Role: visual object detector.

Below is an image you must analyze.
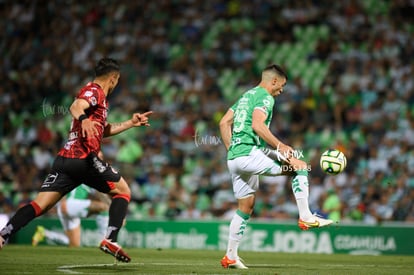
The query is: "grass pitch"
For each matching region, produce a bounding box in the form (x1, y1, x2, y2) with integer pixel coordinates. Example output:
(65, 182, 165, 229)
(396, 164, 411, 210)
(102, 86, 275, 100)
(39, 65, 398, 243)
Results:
(1, 245, 413, 275)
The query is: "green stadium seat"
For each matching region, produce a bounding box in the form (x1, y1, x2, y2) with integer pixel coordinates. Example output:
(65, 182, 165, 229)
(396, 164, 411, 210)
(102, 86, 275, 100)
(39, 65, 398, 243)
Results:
(169, 44, 184, 60)
(241, 18, 255, 31)
(293, 25, 304, 40)
(303, 25, 317, 41)
(317, 24, 330, 40)
(155, 202, 167, 218)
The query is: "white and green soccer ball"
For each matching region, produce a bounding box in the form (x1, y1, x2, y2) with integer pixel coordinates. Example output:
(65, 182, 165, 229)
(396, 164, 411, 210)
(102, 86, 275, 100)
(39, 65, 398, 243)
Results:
(320, 149, 347, 175)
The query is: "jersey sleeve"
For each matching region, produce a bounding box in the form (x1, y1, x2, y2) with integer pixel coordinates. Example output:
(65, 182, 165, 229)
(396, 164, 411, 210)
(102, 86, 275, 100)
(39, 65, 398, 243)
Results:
(254, 93, 274, 116)
(77, 86, 101, 107)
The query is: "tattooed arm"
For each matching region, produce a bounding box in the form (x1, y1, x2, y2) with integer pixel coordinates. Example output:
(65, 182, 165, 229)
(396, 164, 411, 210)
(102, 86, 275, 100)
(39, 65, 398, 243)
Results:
(103, 111, 153, 137)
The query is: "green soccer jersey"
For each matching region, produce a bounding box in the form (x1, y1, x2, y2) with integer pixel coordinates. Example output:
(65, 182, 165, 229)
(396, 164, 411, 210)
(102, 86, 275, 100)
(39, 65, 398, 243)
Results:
(227, 86, 274, 160)
(66, 185, 92, 200)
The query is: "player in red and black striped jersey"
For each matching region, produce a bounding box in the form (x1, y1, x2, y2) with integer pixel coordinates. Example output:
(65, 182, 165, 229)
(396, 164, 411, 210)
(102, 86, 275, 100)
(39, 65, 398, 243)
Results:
(0, 58, 152, 263)
(59, 81, 109, 159)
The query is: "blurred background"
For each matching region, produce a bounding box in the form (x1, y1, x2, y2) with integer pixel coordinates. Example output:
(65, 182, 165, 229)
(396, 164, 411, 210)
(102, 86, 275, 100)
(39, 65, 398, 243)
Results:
(1, 0, 413, 226)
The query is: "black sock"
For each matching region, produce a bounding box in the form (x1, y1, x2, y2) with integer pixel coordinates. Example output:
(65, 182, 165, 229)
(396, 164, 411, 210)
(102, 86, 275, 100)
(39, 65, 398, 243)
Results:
(0, 204, 37, 242)
(106, 197, 129, 242)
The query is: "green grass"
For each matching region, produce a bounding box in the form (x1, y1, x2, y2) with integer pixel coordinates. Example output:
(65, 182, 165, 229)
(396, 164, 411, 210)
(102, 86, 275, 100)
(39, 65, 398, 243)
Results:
(1, 245, 413, 275)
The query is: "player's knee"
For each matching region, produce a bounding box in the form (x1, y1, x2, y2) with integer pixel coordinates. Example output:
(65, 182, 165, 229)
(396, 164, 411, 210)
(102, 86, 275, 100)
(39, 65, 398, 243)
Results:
(118, 184, 131, 196)
(111, 177, 131, 195)
(96, 201, 109, 212)
(291, 158, 308, 171)
(238, 194, 255, 214)
(59, 200, 69, 215)
(110, 180, 131, 202)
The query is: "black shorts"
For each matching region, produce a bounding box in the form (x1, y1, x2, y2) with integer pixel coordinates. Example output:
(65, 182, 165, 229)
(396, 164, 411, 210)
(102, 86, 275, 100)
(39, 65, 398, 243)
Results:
(40, 154, 121, 195)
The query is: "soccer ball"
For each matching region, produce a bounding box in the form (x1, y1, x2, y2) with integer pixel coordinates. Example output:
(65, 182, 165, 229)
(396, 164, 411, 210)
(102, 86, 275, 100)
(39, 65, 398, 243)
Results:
(320, 149, 347, 175)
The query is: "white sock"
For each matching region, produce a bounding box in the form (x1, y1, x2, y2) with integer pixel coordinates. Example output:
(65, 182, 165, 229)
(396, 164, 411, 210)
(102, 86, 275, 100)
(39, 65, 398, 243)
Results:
(226, 210, 249, 260)
(44, 229, 69, 245)
(292, 171, 313, 221)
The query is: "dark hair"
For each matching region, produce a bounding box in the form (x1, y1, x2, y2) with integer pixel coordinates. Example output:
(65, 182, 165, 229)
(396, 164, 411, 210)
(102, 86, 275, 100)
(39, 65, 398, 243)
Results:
(94, 58, 120, 77)
(263, 64, 288, 80)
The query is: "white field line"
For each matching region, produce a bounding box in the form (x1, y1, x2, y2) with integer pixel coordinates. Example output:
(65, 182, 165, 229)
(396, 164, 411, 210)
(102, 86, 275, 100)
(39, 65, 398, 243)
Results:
(57, 262, 403, 274)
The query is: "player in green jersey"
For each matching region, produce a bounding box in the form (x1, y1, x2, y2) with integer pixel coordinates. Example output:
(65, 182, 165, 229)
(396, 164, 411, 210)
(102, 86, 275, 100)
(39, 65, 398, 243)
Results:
(32, 184, 110, 247)
(219, 64, 333, 269)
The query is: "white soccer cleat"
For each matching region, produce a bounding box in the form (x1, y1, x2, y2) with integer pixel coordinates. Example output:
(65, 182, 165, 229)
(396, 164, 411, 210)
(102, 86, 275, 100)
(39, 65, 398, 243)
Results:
(298, 215, 334, 230)
(220, 255, 248, 269)
(314, 215, 334, 227)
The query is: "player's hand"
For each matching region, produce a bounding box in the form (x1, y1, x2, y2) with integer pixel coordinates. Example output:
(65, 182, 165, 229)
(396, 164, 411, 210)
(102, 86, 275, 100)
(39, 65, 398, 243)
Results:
(131, 111, 153, 127)
(81, 119, 100, 138)
(277, 144, 294, 163)
(284, 145, 294, 161)
(284, 145, 294, 156)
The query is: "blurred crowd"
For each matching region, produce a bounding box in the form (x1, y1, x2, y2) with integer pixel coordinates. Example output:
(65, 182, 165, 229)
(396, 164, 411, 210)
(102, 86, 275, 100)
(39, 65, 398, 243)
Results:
(1, 0, 414, 225)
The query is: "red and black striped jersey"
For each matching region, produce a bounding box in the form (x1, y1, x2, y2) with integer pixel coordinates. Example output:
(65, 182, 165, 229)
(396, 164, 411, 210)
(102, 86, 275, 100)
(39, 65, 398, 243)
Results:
(58, 82, 108, 159)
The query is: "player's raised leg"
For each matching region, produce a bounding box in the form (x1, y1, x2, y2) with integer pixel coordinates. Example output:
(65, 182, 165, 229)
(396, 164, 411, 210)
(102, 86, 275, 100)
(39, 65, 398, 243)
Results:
(287, 158, 333, 230)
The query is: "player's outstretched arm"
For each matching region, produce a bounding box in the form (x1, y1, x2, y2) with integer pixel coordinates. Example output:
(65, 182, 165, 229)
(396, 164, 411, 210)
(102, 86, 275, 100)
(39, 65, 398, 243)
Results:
(219, 109, 234, 150)
(103, 111, 153, 137)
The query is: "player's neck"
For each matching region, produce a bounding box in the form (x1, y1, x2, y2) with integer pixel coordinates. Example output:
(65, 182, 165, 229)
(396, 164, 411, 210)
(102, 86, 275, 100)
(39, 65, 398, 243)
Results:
(258, 83, 272, 95)
(92, 80, 109, 97)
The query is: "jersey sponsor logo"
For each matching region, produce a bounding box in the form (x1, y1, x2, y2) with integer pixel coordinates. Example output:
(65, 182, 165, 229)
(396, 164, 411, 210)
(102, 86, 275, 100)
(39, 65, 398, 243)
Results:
(42, 172, 59, 188)
(231, 137, 241, 146)
(263, 99, 271, 106)
(111, 167, 119, 174)
(68, 131, 78, 140)
(83, 90, 97, 106)
(92, 156, 107, 173)
(63, 140, 76, 150)
(239, 97, 249, 105)
(90, 96, 97, 106)
(261, 98, 271, 113)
